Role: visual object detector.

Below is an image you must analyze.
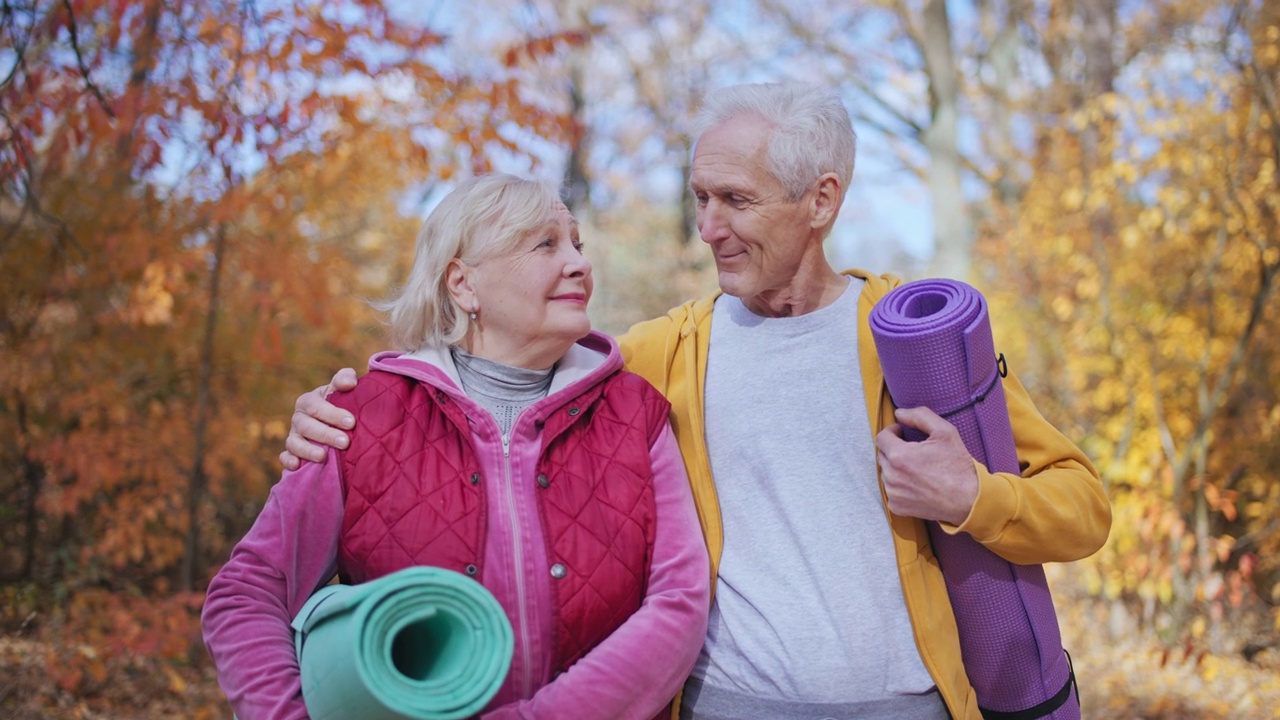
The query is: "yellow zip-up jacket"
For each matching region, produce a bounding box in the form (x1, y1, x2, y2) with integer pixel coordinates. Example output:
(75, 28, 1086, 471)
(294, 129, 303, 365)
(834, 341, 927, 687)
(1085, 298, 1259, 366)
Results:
(617, 268, 1112, 719)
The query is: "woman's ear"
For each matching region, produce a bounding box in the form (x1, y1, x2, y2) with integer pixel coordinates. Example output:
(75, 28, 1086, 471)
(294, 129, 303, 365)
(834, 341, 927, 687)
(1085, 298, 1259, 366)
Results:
(445, 258, 476, 312)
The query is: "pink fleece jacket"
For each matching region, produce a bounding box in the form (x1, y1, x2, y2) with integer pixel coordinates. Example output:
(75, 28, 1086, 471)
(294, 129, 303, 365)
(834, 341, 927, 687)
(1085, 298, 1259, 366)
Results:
(201, 331, 710, 720)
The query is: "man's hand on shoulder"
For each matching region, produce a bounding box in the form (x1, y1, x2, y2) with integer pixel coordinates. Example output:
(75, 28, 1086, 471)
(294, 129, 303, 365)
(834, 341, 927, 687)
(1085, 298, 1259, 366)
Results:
(279, 368, 359, 470)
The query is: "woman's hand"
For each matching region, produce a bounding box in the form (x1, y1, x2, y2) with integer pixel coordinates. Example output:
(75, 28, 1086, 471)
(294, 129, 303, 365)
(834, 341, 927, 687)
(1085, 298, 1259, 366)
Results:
(280, 368, 359, 469)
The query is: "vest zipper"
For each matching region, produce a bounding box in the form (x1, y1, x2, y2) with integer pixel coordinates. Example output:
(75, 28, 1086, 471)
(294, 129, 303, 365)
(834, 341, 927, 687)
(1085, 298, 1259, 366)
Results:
(500, 431, 535, 697)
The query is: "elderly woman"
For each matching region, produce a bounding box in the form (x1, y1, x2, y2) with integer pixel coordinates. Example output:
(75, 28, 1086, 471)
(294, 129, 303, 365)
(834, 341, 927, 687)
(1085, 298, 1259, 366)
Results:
(201, 173, 710, 720)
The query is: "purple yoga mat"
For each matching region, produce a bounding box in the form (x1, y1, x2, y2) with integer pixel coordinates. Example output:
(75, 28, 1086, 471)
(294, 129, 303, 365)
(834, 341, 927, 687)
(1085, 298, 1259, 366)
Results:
(869, 279, 1078, 720)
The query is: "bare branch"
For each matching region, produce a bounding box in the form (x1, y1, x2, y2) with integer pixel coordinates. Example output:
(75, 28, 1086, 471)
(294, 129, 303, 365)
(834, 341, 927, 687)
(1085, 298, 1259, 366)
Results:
(0, 105, 87, 260)
(59, 0, 115, 118)
(0, 0, 35, 92)
(757, 0, 925, 138)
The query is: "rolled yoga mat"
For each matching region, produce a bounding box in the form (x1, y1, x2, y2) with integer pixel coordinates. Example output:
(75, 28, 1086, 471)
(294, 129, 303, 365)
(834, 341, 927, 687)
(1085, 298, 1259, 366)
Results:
(290, 566, 514, 720)
(869, 279, 1078, 720)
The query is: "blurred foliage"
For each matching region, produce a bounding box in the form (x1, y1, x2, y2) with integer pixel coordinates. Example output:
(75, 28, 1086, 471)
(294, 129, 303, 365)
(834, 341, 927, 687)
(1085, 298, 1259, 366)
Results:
(976, 0, 1280, 665)
(0, 1, 574, 714)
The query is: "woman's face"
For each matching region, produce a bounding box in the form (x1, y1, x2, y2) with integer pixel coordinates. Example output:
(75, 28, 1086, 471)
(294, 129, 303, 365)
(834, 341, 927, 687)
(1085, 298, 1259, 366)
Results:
(458, 202, 593, 369)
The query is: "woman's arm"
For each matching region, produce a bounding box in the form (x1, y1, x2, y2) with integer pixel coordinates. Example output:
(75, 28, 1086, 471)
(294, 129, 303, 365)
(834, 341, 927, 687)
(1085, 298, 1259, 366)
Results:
(201, 451, 344, 720)
(482, 424, 710, 720)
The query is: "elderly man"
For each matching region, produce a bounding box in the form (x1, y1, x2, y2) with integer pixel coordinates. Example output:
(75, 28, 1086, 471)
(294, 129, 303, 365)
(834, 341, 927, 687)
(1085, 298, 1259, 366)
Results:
(280, 82, 1111, 719)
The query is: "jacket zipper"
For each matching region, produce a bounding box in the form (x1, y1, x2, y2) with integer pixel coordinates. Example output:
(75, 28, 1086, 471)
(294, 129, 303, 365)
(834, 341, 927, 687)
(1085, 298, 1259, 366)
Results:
(500, 430, 535, 697)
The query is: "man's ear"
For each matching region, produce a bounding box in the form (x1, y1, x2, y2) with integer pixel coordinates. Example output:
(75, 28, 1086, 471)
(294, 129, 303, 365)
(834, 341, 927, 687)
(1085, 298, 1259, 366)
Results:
(445, 258, 476, 311)
(809, 173, 842, 230)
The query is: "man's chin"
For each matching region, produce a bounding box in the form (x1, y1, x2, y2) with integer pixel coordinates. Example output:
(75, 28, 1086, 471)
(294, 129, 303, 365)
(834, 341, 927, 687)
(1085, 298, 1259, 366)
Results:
(716, 270, 751, 298)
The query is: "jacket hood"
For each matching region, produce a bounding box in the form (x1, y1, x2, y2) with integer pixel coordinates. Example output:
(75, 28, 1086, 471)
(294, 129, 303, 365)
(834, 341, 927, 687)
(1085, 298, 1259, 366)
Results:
(367, 329, 622, 406)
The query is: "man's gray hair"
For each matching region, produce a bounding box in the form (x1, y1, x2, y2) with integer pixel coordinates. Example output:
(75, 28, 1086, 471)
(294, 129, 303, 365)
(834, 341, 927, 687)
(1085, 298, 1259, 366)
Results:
(692, 82, 856, 201)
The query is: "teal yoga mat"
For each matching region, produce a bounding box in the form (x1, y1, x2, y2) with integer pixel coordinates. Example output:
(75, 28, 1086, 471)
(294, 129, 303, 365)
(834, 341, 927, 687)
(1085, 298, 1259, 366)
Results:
(291, 566, 514, 720)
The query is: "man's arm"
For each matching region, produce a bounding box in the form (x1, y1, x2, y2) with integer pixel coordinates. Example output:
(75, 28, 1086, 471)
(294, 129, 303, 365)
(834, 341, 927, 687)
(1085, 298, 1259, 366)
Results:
(875, 372, 1111, 565)
(950, 370, 1111, 564)
(280, 368, 359, 469)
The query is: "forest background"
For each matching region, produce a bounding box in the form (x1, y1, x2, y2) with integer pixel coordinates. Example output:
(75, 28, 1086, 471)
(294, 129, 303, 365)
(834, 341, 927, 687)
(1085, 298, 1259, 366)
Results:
(2, 0, 1279, 718)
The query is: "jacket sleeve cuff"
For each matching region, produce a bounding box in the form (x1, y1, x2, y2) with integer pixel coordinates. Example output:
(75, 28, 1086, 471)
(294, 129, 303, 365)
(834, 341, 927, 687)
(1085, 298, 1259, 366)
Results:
(938, 459, 1017, 543)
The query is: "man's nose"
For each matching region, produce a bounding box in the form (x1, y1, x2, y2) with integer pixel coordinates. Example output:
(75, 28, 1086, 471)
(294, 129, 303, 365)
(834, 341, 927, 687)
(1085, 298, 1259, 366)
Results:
(697, 199, 730, 244)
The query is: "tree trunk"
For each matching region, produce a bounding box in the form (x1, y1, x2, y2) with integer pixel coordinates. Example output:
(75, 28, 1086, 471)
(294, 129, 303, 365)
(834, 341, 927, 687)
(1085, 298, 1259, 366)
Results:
(15, 397, 42, 581)
(180, 225, 227, 593)
(679, 158, 695, 245)
(561, 0, 592, 217)
(918, 0, 972, 280)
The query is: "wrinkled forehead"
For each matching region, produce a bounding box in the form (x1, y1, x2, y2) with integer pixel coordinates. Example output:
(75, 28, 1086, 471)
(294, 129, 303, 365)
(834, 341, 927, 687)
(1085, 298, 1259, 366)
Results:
(551, 201, 576, 225)
(534, 201, 578, 235)
(690, 118, 774, 186)
(488, 200, 577, 253)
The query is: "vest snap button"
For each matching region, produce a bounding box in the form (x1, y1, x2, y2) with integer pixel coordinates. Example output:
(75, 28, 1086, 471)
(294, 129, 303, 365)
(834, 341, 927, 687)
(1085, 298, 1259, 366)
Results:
(536, 473, 549, 488)
(465, 563, 478, 576)
(469, 472, 480, 485)
(549, 563, 566, 579)
(567, 407, 580, 416)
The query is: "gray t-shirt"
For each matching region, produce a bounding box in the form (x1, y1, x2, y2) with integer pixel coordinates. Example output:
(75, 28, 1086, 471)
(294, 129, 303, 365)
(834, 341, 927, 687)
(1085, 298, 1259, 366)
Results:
(684, 278, 946, 719)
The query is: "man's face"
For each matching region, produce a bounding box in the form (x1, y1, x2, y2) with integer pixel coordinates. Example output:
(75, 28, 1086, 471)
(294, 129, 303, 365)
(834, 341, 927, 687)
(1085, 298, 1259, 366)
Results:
(689, 116, 815, 306)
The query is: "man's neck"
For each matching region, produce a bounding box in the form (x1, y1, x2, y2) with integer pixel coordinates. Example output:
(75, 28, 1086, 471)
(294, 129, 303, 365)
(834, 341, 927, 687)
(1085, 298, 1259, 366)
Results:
(740, 263, 848, 318)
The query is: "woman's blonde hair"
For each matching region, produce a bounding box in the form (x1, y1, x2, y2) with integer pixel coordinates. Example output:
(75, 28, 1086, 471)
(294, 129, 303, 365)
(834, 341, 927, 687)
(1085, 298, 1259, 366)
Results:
(380, 173, 563, 350)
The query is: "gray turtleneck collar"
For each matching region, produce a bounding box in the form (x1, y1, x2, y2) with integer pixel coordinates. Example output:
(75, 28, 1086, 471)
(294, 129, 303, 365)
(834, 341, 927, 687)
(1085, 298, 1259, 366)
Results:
(449, 346, 554, 436)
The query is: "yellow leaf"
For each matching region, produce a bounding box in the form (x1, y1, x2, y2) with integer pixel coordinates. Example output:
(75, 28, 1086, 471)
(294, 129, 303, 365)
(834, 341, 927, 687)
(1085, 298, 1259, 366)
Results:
(1061, 187, 1084, 211)
(165, 666, 188, 694)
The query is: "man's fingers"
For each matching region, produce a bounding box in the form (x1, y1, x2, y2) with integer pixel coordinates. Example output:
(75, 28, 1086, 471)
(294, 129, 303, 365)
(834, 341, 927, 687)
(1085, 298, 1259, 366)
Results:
(278, 369, 358, 470)
(292, 411, 350, 449)
(297, 388, 355, 430)
(893, 406, 949, 435)
(331, 367, 358, 393)
(285, 417, 336, 463)
(279, 451, 301, 471)
(874, 425, 905, 454)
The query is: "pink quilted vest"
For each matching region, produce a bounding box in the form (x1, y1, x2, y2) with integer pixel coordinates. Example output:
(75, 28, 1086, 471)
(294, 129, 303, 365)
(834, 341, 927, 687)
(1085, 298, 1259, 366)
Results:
(329, 368, 670, 674)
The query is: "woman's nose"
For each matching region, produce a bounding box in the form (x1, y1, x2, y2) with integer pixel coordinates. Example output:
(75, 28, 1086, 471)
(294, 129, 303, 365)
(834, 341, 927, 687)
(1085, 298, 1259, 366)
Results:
(565, 246, 591, 276)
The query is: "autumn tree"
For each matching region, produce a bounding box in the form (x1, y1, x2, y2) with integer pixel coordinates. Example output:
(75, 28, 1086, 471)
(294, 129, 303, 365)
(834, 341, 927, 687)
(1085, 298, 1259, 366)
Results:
(0, 0, 569, 659)
(979, 0, 1280, 649)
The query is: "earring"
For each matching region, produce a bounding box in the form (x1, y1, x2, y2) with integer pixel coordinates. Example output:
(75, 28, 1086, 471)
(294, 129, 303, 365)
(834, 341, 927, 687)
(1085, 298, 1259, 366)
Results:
(469, 308, 477, 320)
